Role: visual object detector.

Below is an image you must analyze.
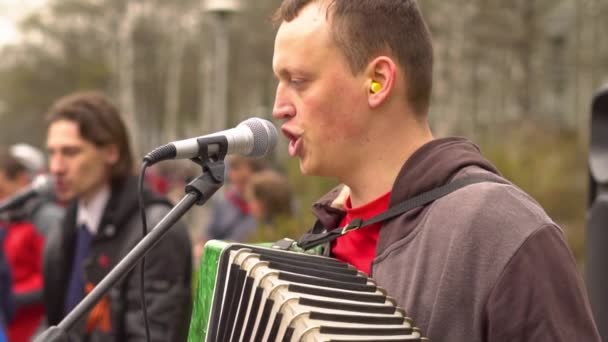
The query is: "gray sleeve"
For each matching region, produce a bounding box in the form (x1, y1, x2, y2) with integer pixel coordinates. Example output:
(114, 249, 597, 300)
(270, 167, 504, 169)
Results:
(485, 224, 601, 341)
(123, 205, 193, 342)
(205, 198, 253, 242)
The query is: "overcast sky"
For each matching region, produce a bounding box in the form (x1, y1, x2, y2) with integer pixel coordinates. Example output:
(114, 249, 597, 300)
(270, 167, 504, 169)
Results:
(0, 0, 46, 45)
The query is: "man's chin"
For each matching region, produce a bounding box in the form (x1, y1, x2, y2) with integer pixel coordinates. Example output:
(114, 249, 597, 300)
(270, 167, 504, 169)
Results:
(56, 191, 75, 203)
(298, 159, 321, 176)
(298, 159, 310, 175)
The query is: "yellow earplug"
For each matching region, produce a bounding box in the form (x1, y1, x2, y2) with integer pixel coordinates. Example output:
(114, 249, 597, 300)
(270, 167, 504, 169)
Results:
(370, 81, 382, 94)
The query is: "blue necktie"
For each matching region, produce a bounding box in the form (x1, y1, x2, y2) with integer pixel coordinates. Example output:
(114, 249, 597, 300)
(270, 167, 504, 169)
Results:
(64, 224, 92, 316)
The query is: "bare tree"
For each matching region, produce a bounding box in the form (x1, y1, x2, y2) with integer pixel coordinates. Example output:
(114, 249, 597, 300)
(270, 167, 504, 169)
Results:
(163, 12, 197, 142)
(117, 1, 144, 156)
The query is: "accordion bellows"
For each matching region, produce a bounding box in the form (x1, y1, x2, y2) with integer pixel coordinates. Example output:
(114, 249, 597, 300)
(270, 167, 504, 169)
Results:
(189, 240, 427, 342)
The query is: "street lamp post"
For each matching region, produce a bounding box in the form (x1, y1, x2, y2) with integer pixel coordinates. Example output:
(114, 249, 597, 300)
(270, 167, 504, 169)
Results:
(204, 0, 239, 132)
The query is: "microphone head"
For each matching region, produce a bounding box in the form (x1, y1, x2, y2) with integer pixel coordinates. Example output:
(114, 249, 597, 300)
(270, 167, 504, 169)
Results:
(238, 118, 278, 158)
(31, 174, 55, 196)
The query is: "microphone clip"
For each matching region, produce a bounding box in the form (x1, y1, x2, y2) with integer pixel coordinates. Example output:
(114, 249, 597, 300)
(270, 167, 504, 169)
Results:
(189, 136, 228, 184)
(186, 135, 226, 204)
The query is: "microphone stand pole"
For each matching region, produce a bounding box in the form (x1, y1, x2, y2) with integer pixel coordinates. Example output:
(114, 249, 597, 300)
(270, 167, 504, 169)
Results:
(35, 153, 226, 342)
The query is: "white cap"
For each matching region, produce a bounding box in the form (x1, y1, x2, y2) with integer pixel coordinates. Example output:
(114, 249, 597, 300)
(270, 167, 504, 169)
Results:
(9, 143, 45, 174)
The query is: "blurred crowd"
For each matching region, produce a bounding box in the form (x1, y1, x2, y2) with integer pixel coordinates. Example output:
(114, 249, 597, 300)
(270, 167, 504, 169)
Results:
(0, 144, 63, 341)
(0, 90, 296, 341)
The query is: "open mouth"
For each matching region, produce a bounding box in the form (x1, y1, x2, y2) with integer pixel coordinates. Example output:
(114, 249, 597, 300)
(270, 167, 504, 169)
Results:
(54, 179, 67, 192)
(288, 137, 303, 157)
(282, 127, 303, 157)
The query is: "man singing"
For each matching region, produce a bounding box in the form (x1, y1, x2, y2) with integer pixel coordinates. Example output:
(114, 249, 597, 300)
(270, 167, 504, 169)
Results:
(271, 1, 600, 340)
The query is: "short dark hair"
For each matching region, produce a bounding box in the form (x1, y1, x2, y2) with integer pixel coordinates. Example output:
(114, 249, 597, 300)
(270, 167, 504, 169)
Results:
(0, 146, 27, 180)
(273, 0, 434, 115)
(46, 91, 134, 181)
(249, 170, 293, 220)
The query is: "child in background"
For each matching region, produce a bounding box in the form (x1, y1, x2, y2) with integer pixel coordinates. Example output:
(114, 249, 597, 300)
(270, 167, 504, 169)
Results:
(245, 170, 296, 243)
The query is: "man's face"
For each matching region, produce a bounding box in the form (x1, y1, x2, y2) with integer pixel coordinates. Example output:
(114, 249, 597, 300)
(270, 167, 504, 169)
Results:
(272, 3, 370, 178)
(0, 170, 27, 201)
(46, 119, 116, 203)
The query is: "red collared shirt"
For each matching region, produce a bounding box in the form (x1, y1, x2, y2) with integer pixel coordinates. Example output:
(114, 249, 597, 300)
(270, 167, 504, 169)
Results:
(331, 191, 391, 275)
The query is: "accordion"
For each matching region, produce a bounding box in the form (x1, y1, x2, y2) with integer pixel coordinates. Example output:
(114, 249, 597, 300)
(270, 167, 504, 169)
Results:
(188, 240, 427, 342)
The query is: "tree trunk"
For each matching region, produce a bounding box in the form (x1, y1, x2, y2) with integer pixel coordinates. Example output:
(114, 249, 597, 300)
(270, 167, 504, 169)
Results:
(198, 16, 215, 135)
(164, 24, 186, 142)
(118, 1, 140, 157)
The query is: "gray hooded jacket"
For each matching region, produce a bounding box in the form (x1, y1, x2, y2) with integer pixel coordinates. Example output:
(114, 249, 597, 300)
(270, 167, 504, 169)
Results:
(310, 137, 600, 342)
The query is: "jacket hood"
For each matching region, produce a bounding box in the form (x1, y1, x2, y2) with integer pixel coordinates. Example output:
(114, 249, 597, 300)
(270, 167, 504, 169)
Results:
(311, 137, 500, 230)
(389, 137, 499, 205)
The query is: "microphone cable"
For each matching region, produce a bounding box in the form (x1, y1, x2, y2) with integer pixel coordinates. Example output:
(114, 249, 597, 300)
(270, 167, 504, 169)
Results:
(137, 161, 152, 342)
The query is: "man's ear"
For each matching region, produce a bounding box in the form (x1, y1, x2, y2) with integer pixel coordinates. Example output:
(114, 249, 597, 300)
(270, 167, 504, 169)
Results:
(365, 56, 397, 108)
(103, 144, 120, 166)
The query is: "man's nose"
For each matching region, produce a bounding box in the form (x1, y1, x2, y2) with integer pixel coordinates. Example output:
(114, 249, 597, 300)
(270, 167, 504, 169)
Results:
(272, 84, 295, 120)
(49, 155, 65, 175)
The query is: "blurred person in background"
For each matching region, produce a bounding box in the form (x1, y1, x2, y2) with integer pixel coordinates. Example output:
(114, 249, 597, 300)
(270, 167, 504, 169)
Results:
(245, 169, 296, 243)
(6, 143, 64, 237)
(0, 146, 60, 341)
(194, 155, 266, 262)
(43, 91, 192, 342)
(144, 164, 170, 197)
(152, 162, 214, 245)
(9, 144, 45, 176)
(147, 162, 195, 204)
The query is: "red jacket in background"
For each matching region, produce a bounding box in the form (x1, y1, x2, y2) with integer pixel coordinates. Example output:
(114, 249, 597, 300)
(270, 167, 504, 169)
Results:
(1, 221, 45, 342)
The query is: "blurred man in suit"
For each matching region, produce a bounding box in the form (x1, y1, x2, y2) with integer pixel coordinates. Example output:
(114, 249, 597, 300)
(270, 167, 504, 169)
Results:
(43, 91, 192, 341)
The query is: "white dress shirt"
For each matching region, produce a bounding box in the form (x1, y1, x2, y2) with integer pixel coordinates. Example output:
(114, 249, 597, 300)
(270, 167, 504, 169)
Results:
(76, 186, 110, 235)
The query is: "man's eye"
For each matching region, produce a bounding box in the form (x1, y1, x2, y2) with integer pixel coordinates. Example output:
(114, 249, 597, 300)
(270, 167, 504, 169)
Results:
(63, 148, 81, 156)
(290, 79, 306, 88)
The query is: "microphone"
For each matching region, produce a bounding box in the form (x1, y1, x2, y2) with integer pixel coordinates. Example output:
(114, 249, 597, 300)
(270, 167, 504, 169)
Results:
(0, 174, 55, 213)
(143, 117, 277, 165)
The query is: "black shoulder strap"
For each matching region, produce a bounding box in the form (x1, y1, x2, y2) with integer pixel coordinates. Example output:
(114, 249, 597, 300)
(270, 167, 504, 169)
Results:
(297, 175, 501, 250)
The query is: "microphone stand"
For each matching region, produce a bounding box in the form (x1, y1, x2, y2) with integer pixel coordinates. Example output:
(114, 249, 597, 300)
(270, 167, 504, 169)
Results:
(35, 143, 227, 342)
